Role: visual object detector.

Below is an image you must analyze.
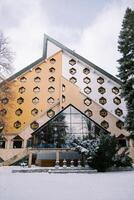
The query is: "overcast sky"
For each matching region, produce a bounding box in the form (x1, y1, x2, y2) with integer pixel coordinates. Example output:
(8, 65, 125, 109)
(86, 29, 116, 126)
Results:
(0, 0, 134, 77)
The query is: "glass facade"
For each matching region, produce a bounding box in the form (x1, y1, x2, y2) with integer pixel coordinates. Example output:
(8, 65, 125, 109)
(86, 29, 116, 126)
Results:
(32, 105, 109, 148)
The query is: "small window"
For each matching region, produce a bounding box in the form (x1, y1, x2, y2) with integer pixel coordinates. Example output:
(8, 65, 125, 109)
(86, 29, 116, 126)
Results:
(62, 84, 65, 92)
(98, 87, 106, 94)
(83, 77, 91, 84)
(69, 68, 76, 75)
(84, 87, 91, 94)
(115, 108, 123, 117)
(97, 77, 104, 84)
(33, 87, 40, 93)
(48, 86, 55, 93)
(69, 77, 77, 84)
(31, 108, 38, 116)
(50, 58, 56, 64)
(100, 109, 108, 117)
(83, 68, 90, 75)
(84, 98, 92, 106)
(49, 67, 55, 73)
(35, 67, 41, 73)
(101, 120, 109, 129)
(19, 87, 26, 94)
(47, 97, 55, 104)
(14, 121, 21, 129)
(47, 109, 55, 118)
(62, 95, 65, 103)
(20, 77, 27, 82)
(30, 121, 39, 130)
(32, 97, 39, 104)
(1, 98, 9, 104)
(113, 97, 121, 105)
(34, 77, 41, 83)
(49, 76, 55, 82)
(15, 109, 23, 116)
(99, 97, 107, 105)
(69, 59, 76, 66)
(17, 97, 24, 104)
(0, 109, 7, 116)
(112, 87, 119, 94)
(116, 120, 124, 129)
(85, 109, 93, 117)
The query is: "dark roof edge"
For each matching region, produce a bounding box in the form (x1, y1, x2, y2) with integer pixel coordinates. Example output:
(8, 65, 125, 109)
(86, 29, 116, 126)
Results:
(43, 33, 122, 85)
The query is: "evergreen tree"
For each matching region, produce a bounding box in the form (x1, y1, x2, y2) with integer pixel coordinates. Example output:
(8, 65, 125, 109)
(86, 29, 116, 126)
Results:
(118, 8, 134, 135)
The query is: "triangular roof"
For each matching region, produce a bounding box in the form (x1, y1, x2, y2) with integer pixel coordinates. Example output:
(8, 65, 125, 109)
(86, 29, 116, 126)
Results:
(6, 33, 121, 85)
(32, 104, 110, 135)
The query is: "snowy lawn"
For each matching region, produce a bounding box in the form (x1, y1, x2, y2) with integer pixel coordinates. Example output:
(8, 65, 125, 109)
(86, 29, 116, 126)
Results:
(0, 167, 134, 200)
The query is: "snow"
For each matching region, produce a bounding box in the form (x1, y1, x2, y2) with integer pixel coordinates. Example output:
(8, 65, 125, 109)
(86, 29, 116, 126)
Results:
(0, 166, 134, 200)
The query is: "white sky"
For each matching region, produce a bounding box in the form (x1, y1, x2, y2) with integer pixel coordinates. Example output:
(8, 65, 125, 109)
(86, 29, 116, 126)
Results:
(0, 0, 134, 77)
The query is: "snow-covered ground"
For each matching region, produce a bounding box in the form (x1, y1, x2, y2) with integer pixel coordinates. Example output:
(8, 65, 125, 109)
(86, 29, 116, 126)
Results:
(0, 166, 134, 200)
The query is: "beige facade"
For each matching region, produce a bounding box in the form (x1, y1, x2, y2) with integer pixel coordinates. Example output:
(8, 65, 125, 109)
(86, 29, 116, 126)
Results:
(0, 34, 134, 164)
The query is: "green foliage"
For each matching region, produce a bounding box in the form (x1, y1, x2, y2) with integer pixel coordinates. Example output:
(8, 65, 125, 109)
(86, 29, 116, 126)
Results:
(117, 8, 134, 134)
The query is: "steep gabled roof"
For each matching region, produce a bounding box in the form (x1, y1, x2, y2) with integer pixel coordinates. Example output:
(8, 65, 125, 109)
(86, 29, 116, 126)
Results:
(43, 33, 122, 85)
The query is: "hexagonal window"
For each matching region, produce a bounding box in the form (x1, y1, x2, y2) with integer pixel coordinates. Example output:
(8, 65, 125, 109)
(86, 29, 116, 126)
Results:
(49, 67, 55, 73)
(15, 108, 23, 116)
(50, 58, 56, 64)
(34, 77, 41, 83)
(100, 109, 108, 118)
(32, 97, 39, 104)
(0, 109, 7, 116)
(84, 98, 92, 106)
(19, 87, 26, 94)
(83, 77, 91, 84)
(85, 109, 93, 117)
(83, 68, 90, 75)
(115, 108, 123, 117)
(47, 97, 55, 104)
(99, 97, 107, 105)
(84, 87, 92, 94)
(48, 86, 55, 93)
(113, 97, 121, 105)
(35, 67, 41, 73)
(47, 109, 55, 118)
(31, 108, 38, 116)
(101, 120, 109, 129)
(97, 77, 104, 84)
(98, 87, 106, 94)
(1, 97, 9, 104)
(17, 97, 24, 104)
(69, 77, 77, 84)
(112, 87, 119, 94)
(49, 76, 55, 82)
(30, 121, 39, 130)
(69, 68, 76, 75)
(33, 86, 40, 93)
(14, 121, 21, 129)
(69, 59, 76, 66)
(116, 120, 124, 129)
(20, 77, 27, 82)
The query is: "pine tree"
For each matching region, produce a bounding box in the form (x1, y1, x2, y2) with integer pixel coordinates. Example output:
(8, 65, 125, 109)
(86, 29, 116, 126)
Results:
(118, 8, 134, 135)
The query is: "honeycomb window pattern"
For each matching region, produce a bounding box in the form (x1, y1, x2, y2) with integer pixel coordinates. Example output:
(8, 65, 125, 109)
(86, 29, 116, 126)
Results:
(85, 109, 93, 117)
(17, 97, 24, 104)
(35, 67, 41, 73)
(116, 120, 124, 129)
(115, 108, 123, 117)
(84, 98, 92, 106)
(1, 97, 9, 104)
(34, 77, 41, 83)
(101, 120, 109, 129)
(50, 58, 56, 64)
(14, 121, 21, 129)
(30, 121, 39, 130)
(19, 87, 26, 94)
(99, 97, 107, 105)
(20, 77, 27, 82)
(98, 87, 106, 94)
(69, 68, 76, 75)
(83, 68, 90, 75)
(15, 109, 23, 116)
(84, 87, 92, 94)
(69, 59, 76, 66)
(113, 97, 121, 105)
(31, 108, 38, 116)
(47, 97, 55, 104)
(47, 109, 55, 118)
(112, 87, 119, 94)
(33, 87, 40, 93)
(97, 77, 104, 84)
(0, 109, 7, 116)
(32, 97, 39, 104)
(48, 86, 55, 93)
(49, 76, 55, 82)
(100, 109, 108, 117)
(83, 77, 91, 84)
(49, 67, 55, 73)
(69, 77, 77, 84)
